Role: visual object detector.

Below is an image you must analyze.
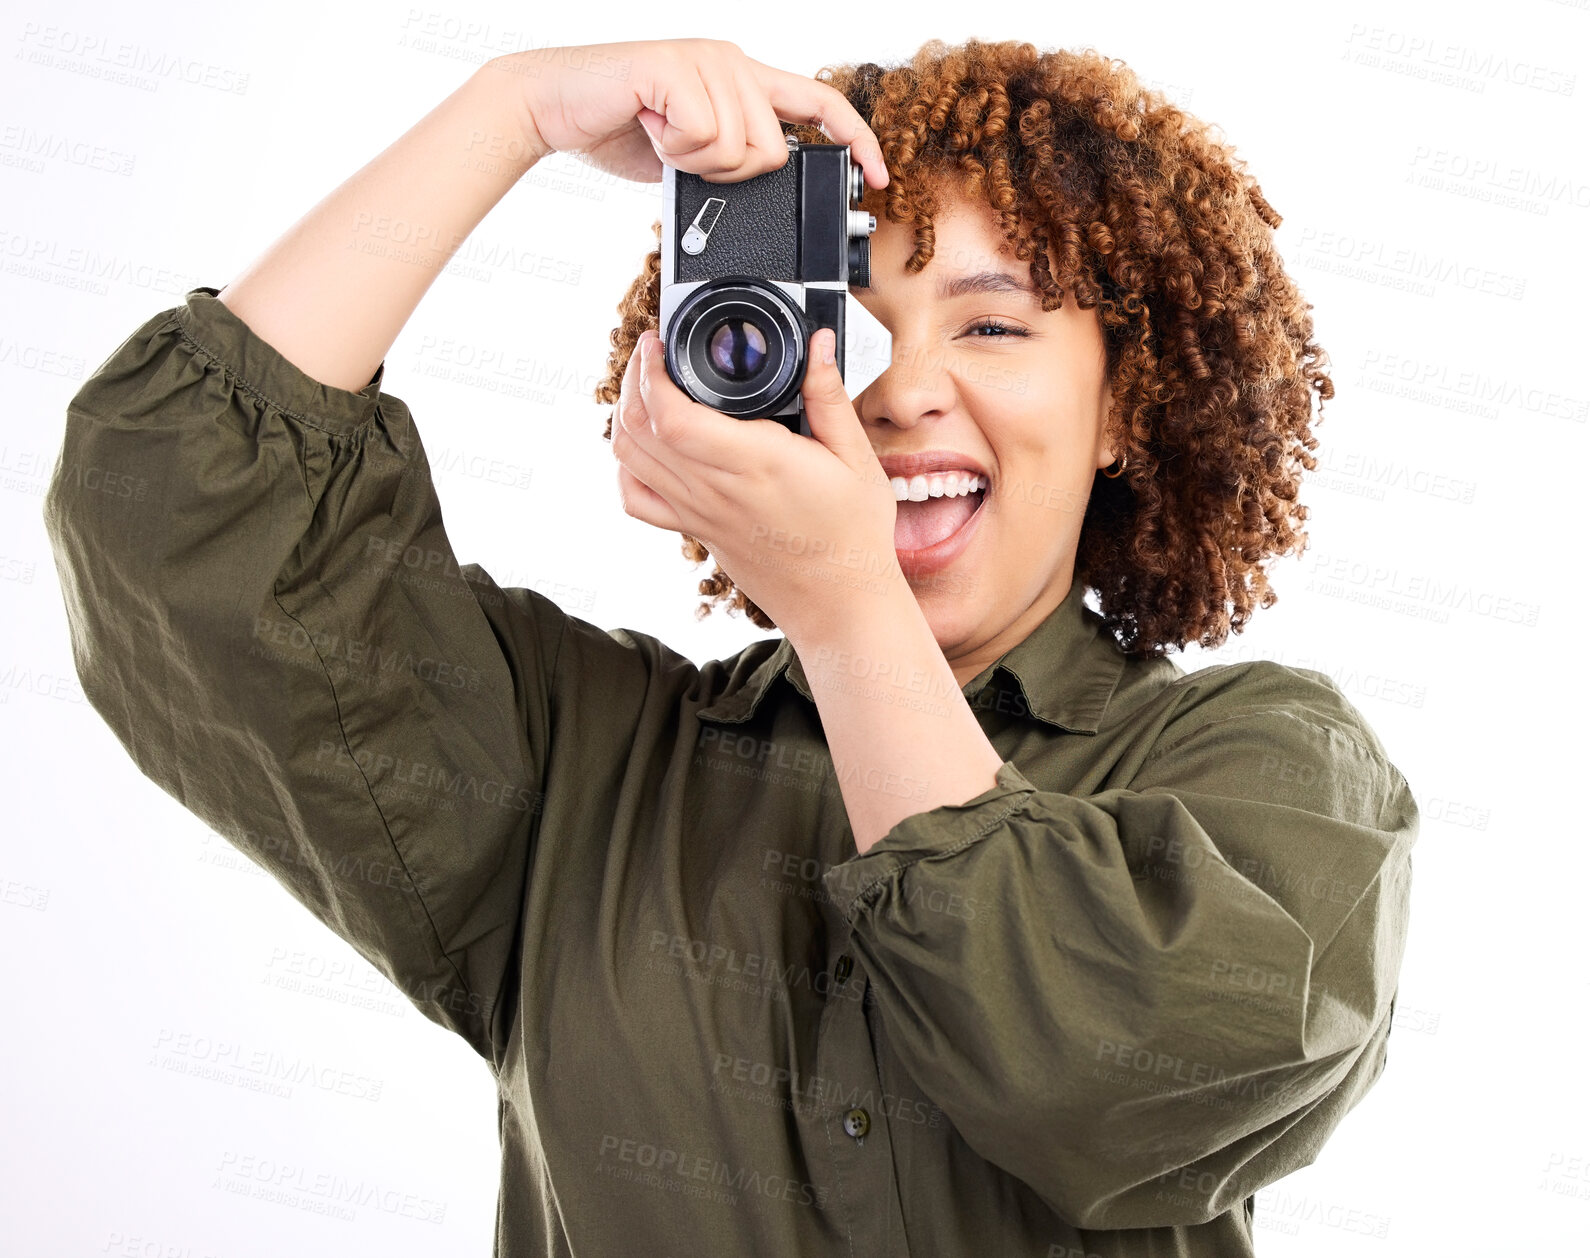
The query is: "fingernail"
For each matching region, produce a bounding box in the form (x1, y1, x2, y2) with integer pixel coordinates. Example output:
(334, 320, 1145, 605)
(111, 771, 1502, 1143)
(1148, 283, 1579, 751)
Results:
(820, 329, 835, 365)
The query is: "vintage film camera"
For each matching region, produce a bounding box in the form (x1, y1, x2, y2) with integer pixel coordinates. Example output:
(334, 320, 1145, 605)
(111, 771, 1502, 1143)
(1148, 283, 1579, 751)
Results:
(658, 136, 881, 437)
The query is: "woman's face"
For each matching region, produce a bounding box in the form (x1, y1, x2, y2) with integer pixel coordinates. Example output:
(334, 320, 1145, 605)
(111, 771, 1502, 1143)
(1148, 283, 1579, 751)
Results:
(848, 189, 1117, 686)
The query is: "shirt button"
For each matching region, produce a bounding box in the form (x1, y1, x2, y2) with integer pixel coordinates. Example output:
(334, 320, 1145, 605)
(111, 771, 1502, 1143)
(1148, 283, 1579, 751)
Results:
(842, 1107, 870, 1140)
(833, 955, 854, 984)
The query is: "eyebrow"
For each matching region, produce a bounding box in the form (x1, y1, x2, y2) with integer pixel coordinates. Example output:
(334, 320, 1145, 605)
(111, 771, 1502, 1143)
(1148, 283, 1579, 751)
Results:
(936, 271, 1043, 302)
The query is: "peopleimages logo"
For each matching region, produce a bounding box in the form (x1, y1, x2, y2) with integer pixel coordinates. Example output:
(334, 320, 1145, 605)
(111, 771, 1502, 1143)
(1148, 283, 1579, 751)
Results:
(1341, 24, 1575, 97)
(1293, 228, 1526, 301)
(597, 1133, 828, 1209)
(16, 23, 251, 94)
(213, 1150, 447, 1224)
(1303, 551, 1541, 627)
(313, 739, 541, 814)
(150, 1029, 384, 1102)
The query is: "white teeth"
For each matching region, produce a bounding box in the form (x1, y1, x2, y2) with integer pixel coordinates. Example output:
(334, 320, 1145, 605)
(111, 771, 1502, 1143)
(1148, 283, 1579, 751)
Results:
(889, 473, 987, 502)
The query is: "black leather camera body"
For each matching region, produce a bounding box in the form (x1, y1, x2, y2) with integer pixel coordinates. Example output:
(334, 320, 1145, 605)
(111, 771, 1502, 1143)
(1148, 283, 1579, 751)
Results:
(658, 136, 877, 437)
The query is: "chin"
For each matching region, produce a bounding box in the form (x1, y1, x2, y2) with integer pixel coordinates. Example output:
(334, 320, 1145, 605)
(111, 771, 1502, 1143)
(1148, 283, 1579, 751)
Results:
(912, 585, 979, 640)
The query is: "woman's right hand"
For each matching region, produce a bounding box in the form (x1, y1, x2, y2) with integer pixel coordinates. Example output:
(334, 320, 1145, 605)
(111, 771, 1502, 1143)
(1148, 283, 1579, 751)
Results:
(499, 38, 889, 189)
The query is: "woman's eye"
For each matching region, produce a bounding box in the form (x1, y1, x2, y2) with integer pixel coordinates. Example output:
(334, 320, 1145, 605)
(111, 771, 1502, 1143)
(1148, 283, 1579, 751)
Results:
(965, 321, 1030, 338)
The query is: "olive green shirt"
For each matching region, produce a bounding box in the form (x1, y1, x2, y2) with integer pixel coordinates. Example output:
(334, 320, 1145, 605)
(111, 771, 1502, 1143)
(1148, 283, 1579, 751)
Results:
(43, 286, 1418, 1257)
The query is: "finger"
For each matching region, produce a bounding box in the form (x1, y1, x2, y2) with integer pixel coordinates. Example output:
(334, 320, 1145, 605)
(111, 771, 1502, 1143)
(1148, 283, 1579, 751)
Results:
(612, 394, 692, 510)
(615, 462, 686, 534)
(641, 57, 718, 158)
(799, 328, 876, 473)
(754, 66, 888, 189)
(613, 328, 648, 444)
(635, 332, 750, 472)
(701, 66, 785, 185)
(740, 63, 793, 174)
(689, 64, 747, 176)
(617, 335, 693, 506)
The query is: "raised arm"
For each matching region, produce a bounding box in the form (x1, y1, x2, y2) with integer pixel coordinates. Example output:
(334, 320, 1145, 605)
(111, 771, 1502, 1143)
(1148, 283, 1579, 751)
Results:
(42, 40, 890, 1070)
(213, 57, 546, 391)
(215, 38, 888, 394)
(41, 55, 562, 1066)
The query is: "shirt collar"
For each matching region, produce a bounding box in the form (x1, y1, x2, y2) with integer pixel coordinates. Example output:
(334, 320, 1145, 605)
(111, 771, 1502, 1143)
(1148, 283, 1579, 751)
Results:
(696, 572, 1126, 734)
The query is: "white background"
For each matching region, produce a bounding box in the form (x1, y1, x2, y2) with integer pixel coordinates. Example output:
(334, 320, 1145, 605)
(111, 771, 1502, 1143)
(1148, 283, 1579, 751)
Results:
(3, 1, 1587, 1254)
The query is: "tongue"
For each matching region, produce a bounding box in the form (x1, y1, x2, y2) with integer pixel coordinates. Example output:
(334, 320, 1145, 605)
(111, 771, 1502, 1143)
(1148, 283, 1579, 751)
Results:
(894, 492, 980, 552)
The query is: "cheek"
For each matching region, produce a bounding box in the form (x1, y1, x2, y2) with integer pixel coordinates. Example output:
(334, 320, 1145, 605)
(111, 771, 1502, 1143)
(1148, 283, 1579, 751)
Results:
(988, 425, 1097, 530)
(990, 400, 1094, 480)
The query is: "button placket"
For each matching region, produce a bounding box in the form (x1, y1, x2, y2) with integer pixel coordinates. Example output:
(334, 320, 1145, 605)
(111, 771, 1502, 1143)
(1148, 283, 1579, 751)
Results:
(805, 946, 910, 1256)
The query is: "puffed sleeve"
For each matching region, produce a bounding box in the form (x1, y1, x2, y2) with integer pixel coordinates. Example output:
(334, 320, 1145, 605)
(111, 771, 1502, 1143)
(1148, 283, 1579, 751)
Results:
(42, 285, 565, 1069)
(819, 660, 1418, 1230)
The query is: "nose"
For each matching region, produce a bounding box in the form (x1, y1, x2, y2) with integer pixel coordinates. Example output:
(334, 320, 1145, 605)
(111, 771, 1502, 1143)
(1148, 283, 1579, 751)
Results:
(856, 334, 960, 432)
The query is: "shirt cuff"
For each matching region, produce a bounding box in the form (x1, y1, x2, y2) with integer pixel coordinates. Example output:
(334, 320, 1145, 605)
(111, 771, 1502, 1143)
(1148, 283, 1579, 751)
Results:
(821, 759, 1038, 924)
(171, 285, 386, 437)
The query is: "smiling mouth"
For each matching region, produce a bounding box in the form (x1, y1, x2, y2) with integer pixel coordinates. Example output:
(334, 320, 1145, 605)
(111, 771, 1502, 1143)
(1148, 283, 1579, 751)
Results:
(893, 484, 987, 552)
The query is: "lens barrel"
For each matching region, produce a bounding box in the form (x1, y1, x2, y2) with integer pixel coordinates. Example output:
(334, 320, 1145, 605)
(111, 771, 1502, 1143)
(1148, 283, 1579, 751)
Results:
(663, 276, 808, 418)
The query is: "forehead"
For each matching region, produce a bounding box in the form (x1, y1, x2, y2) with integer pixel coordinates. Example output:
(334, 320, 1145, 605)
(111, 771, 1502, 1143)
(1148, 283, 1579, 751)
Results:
(858, 202, 1044, 301)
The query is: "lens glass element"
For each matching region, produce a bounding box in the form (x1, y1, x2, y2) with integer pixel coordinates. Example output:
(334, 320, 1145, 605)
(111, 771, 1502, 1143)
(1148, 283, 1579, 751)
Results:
(707, 319, 768, 382)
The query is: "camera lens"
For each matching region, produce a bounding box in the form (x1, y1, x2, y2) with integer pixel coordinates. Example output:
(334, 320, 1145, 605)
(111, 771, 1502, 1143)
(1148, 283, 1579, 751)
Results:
(665, 276, 808, 418)
(707, 319, 768, 381)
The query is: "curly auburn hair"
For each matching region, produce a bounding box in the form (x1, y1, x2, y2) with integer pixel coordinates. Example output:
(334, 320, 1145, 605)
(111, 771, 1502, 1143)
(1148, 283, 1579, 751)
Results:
(593, 37, 1332, 657)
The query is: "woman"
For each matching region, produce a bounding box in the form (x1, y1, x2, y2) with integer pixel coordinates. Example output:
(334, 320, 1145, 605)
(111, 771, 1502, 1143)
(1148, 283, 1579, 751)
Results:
(43, 35, 1417, 1257)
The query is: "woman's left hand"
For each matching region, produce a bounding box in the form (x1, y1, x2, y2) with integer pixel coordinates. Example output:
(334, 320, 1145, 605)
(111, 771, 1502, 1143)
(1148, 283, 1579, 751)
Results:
(610, 326, 904, 641)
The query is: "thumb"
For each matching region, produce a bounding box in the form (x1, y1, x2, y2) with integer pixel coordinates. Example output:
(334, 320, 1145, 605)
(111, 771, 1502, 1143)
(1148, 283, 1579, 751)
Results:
(637, 108, 668, 149)
(801, 328, 873, 468)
